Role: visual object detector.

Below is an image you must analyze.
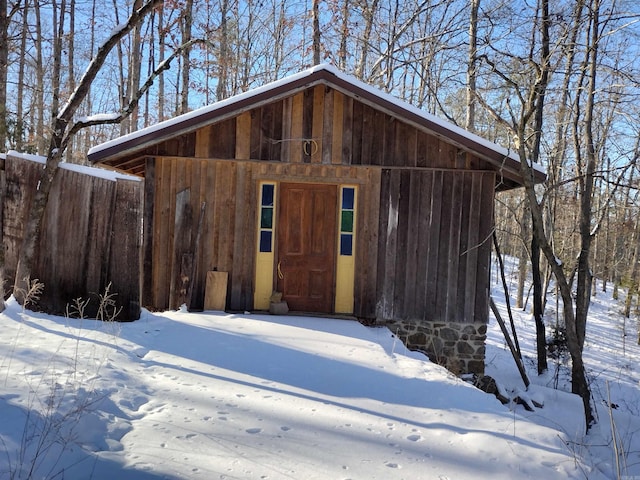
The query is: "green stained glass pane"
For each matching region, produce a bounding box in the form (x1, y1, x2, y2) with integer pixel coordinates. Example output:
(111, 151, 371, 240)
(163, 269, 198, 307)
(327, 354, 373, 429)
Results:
(341, 210, 353, 232)
(261, 207, 273, 229)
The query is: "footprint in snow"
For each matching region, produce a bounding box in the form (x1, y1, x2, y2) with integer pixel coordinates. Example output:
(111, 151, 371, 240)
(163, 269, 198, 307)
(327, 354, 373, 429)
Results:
(246, 428, 262, 434)
(407, 434, 423, 442)
(119, 395, 149, 412)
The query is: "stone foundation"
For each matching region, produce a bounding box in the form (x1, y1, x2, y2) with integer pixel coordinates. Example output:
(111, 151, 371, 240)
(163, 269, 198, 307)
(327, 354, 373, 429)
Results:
(384, 320, 486, 375)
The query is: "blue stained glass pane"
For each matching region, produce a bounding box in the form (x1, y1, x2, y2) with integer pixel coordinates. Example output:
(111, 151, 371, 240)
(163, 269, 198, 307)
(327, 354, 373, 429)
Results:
(342, 187, 355, 210)
(259, 230, 272, 252)
(340, 234, 353, 256)
(262, 184, 274, 207)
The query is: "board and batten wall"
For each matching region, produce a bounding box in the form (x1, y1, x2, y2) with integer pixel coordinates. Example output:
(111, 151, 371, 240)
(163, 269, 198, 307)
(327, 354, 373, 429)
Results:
(2, 154, 142, 320)
(139, 84, 497, 373)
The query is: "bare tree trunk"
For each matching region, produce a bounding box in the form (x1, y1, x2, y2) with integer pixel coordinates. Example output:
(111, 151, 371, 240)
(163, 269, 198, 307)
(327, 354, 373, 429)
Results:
(16, 0, 28, 151)
(51, 0, 66, 119)
(574, 0, 601, 352)
(157, 2, 165, 121)
(625, 214, 640, 319)
(216, 0, 229, 100)
(531, 229, 548, 374)
(0, 0, 12, 150)
(515, 203, 529, 310)
(312, 0, 321, 66)
(127, 0, 143, 132)
(13, 0, 163, 301)
(34, 0, 44, 154)
(466, 0, 479, 132)
(83, 0, 97, 154)
(476, 0, 595, 429)
(338, 0, 350, 69)
(67, 0, 76, 160)
(180, 0, 193, 114)
(355, 0, 379, 78)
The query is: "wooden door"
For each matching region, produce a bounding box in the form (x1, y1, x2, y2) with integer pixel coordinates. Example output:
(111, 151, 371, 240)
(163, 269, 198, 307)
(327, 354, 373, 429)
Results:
(277, 183, 337, 313)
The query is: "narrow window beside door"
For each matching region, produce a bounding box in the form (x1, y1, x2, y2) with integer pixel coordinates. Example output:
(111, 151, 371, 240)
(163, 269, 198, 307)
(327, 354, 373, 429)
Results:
(259, 183, 275, 252)
(335, 185, 357, 314)
(254, 182, 277, 310)
(339, 187, 355, 256)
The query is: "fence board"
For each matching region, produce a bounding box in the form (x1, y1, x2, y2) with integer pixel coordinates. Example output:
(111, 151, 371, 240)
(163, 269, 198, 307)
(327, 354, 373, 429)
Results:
(2, 154, 142, 320)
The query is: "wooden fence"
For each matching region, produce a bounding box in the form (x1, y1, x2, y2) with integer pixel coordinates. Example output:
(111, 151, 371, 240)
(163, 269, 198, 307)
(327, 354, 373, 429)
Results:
(1, 153, 142, 320)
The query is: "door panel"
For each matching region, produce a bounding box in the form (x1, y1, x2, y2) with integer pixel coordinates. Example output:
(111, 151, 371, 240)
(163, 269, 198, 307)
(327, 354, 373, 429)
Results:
(277, 183, 337, 312)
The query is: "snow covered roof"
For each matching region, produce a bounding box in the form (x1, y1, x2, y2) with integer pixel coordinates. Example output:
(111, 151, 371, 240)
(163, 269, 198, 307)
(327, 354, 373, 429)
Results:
(87, 64, 545, 185)
(6, 150, 141, 183)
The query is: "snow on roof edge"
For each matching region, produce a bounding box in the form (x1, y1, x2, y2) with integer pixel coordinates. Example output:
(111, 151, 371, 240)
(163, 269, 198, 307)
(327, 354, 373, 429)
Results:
(87, 65, 326, 157)
(88, 63, 546, 176)
(6, 150, 142, 182)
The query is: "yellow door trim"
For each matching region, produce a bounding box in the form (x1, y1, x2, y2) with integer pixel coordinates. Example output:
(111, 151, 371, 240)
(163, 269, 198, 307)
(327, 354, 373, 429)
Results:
(335, 185, 357, 314)
(254, 182, 277, 310)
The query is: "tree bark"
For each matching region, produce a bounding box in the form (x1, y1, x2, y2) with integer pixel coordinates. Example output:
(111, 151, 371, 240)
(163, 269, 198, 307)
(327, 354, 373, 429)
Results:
(15, 0, 29, 151)
(466, 0, 479, 132)
(216, 0, 229, 100)
(34, 0, 44, 154)
(312, 0, 321, 66)
(13, 0, 163, 301)
(0, 0, 12, 150)
(179, 0, 193, 114)
(531, 229, 547, 374)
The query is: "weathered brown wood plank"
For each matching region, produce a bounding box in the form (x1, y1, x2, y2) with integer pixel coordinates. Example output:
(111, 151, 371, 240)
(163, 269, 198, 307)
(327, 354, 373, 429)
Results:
(311, 85, 325, 164)
(332, 91, 344, 165)
(403, 170, 421, 319)
(230, 163, 247, 309)
(445, 172, 463, 323)
(291, 92, 304, 163)
(141, 158, 155, 307)
(323, 87, 335, 165)
(260, 103, 274, 160)
(416, 170, 434, 320)
(195, 125, 212, 157)
(475, 172, 495, 322)
(371, 109, 385, 166)
(236, 111, 252, 160)
(426, 170, 443, 318)
(153, 158, 171, 309)
(341, 95, 353, 165)
(383, 116, 396, 167)
(281, 97, 293, 163)
(250, 108, 262, 160)
(393, 170, 411, 319)
(108, 179, 142, 319)
(435, 172, 454, 320)
(210, 119, 236, 159)
(350, 100, 363, 165)
(169, 187, 192, 309)
(353, 168, 379, 319)
(462, 172, 481, 322)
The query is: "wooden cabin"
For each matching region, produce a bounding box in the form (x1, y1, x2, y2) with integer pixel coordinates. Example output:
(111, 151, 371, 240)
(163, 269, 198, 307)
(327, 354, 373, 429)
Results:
(88, 64, 545, 374)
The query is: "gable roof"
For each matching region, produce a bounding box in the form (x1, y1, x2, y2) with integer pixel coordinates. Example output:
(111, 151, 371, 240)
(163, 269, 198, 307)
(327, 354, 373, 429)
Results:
(87, 64, 545, 186)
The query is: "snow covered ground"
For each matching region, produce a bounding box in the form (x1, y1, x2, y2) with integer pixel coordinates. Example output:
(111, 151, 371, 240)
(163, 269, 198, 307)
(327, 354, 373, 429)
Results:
(1, 260, 639, 479)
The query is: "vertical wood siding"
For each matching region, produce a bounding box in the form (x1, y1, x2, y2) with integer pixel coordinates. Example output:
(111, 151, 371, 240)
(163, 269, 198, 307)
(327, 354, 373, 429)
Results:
(139, 87, 494, 174)
(376, 169, 495, 324)
(136, 83, 499, 323)
(2, 155, 141, 320)
(150, 158, 380, 313)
